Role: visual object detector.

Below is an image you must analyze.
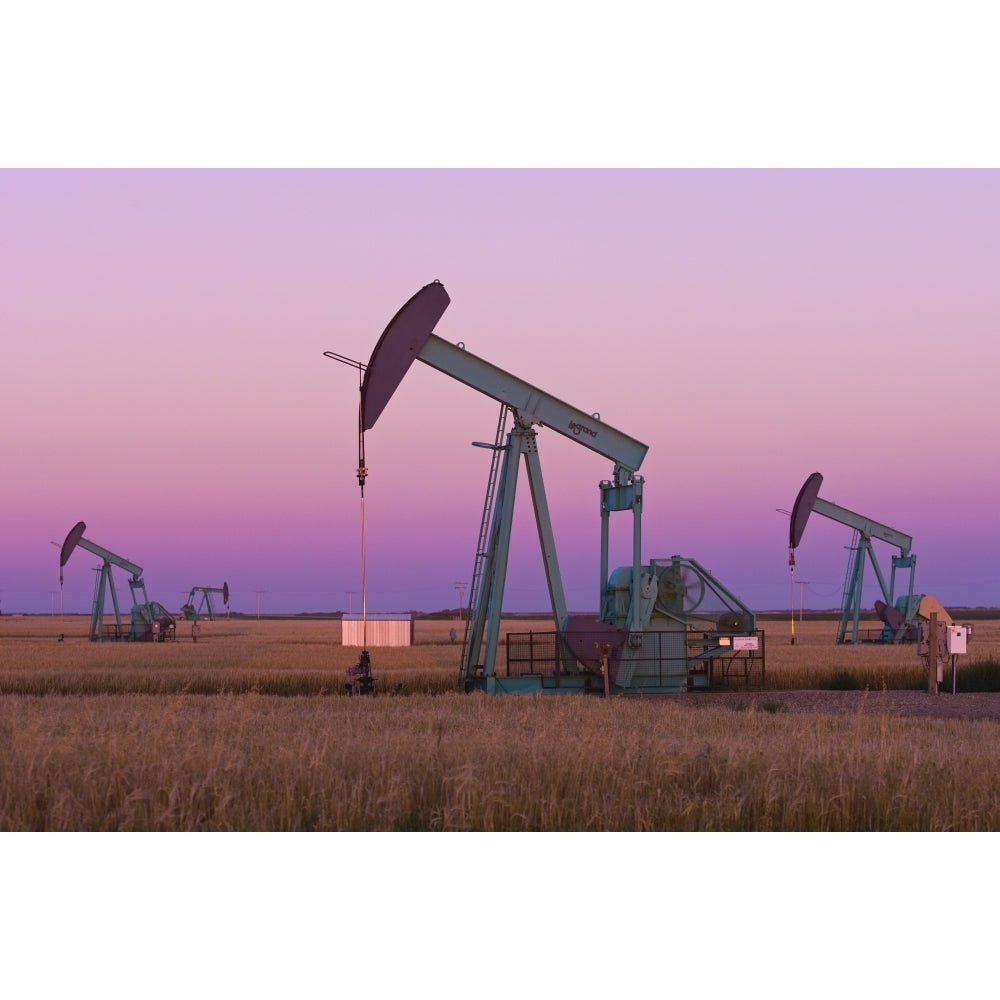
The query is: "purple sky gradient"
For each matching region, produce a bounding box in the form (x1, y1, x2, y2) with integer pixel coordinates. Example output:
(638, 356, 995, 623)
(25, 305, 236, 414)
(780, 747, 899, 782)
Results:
(3, 169, 999, 616)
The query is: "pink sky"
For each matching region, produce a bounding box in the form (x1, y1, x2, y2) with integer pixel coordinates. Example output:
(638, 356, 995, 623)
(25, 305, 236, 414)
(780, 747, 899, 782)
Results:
(3, 169, 999, 616)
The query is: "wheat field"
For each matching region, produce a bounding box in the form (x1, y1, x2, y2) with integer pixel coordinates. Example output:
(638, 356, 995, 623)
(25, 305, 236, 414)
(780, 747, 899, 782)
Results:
(2, 613, 1000, 830)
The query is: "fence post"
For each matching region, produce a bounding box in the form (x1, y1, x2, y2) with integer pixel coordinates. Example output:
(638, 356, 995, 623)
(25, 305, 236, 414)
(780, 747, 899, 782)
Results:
(598, 642, 610, 698)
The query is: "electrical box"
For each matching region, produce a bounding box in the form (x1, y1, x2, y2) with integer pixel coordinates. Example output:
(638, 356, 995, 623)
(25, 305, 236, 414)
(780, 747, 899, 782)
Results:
(946, 625, 968, 655)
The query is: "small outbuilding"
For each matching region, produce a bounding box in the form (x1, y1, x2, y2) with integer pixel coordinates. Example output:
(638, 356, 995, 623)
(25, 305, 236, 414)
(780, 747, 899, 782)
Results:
(341, 614, 414, 647)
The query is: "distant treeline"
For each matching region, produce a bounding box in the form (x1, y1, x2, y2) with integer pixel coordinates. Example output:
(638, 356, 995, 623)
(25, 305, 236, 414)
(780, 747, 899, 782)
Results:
(756, 608, 1000, 622)
(11, 607, 999, 622)
(221, 608, 1000, 622)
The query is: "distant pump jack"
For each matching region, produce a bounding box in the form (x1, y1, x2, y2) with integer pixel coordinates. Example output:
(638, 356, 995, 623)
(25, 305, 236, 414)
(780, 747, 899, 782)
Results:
(181, 582, 229, 621)
(788, 472, 927, 644)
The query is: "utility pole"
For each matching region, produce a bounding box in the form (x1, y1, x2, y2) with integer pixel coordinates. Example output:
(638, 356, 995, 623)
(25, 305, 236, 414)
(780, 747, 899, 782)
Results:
(777, 508, 795, 644)
(345, 590, 356, 614)
(50, 541, 64, 615)
(797, 581, 810, 623)
(454, 581, 467, 621)
(256, 590, 264, 620)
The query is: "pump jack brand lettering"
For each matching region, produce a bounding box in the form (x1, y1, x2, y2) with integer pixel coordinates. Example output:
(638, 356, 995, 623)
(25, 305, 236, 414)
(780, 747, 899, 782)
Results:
(568, 420, 598, 439)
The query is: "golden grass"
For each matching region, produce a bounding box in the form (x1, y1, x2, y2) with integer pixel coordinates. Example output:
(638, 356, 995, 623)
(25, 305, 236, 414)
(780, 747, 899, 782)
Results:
(0, 615, 528, 695)
(762, 616, 1000, 689)
(6, 613, 997, 693)
(5, 689, 1000, 831)
(3, 613, 999, 830)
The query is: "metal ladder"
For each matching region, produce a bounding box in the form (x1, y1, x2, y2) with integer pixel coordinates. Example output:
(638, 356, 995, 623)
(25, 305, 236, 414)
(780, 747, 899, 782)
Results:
(460, 404, 511, 679)
(837, 529, 861, 642)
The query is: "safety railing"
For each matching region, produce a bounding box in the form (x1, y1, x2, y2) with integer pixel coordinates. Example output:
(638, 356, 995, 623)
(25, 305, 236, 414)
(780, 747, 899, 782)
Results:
(506, 628, 765, 689)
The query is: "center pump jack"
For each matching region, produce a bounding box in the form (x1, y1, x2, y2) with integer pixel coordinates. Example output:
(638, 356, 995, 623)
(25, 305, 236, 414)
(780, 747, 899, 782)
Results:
(327, 281, 760, 694)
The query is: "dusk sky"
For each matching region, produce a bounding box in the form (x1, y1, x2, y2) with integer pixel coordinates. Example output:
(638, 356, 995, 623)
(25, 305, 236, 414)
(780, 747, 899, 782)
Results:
(4, 169, 999, 617)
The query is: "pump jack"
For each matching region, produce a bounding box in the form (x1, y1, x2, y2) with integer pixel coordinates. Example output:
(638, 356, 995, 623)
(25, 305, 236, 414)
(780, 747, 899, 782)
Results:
(59, 521, 175, 642)
(329, 281, 760, 694)
(181, 582, 229, 621)
(788, 473, 920, 644)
